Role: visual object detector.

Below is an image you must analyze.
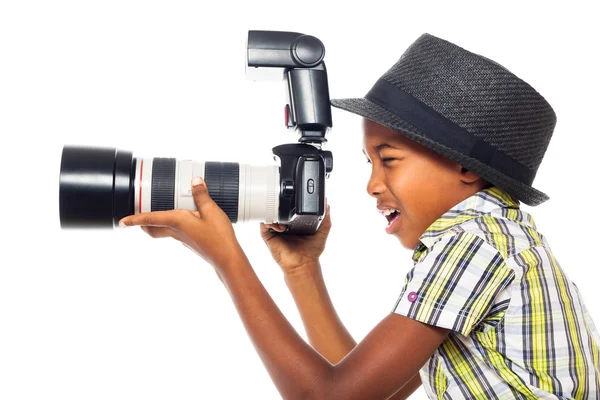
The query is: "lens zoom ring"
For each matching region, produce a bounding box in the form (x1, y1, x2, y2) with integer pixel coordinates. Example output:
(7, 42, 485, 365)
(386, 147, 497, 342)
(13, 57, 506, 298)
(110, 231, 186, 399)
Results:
(151, 158, 176, 211)
(205, 162, 239, 223)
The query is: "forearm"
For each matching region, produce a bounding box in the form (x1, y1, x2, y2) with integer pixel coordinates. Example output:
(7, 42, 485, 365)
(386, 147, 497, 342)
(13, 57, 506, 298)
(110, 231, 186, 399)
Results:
(284, 262, 356, 364)
(284, 262, 422, 399)
(215, 252, 332, 399)
(388, 374, 422, 399)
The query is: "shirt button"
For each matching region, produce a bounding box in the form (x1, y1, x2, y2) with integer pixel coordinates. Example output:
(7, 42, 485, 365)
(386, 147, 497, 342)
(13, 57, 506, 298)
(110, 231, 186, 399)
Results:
(408, 292, 418, 303)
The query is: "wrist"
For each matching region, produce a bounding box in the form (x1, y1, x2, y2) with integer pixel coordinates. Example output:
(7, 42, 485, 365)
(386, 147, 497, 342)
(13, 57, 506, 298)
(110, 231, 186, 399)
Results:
(215, 244, 248, 274)
(284, 260, 322, 287)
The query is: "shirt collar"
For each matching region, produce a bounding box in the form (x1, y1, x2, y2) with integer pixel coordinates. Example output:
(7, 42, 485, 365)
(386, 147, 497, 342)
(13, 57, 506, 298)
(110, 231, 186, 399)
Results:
(412, 186, 526, 262)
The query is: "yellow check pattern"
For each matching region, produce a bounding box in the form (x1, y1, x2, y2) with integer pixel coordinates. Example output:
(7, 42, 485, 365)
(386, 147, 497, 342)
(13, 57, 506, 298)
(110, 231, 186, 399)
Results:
(392, 186, 600, 399)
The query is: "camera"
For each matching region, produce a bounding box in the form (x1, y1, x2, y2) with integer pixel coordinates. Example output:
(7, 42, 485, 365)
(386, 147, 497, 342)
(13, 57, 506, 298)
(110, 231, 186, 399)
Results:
(59, 30, 333, 235)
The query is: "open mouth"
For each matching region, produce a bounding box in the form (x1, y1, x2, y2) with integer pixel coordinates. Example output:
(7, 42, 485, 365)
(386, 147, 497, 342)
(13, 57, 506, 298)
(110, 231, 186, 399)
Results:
(385, 210, 400, 224)
(380, 208, 401, 234)
(386, 210, 401, 228)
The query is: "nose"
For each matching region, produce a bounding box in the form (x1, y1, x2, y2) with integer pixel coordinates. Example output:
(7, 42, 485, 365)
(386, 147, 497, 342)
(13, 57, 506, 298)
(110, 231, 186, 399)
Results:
(367, 168, 386, 198)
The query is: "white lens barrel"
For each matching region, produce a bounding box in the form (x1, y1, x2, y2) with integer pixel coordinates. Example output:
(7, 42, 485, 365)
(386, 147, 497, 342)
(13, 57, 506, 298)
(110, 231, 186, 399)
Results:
(237, 163, 279, 223)
(134, 158, 280, 224)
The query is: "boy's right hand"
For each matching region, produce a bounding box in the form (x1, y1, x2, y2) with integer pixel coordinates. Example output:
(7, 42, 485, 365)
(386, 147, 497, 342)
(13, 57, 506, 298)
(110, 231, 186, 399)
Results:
(260, 204, 332, 277)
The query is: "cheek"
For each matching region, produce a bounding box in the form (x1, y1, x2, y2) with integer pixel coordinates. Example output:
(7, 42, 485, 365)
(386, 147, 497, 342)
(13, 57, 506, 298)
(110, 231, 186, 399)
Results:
(387, 162, 432, 189)
(386, 167, 422, 207)
(387, 163, 452, 208)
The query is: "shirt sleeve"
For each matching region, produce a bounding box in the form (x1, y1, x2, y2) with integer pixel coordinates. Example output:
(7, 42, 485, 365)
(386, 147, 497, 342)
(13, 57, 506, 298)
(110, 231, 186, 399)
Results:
(392, 231, 515, 336)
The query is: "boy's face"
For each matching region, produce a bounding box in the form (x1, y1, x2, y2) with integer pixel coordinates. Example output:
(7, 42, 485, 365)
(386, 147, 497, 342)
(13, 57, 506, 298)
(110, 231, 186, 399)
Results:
(362, 118, 486, 250)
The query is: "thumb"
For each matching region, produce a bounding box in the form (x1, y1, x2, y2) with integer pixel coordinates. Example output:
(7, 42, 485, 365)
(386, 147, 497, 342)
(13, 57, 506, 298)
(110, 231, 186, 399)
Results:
(191, 176, 213, 214)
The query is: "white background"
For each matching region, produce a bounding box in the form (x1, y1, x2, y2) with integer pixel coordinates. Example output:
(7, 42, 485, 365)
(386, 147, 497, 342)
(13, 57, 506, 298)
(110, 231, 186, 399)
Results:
(1, 1, 598, 399)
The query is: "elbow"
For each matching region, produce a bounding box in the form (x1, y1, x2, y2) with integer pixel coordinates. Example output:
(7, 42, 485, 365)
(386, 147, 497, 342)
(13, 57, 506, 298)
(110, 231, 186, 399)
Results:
(291, 390, 320, 400)
(297, 365, 337, 400)
(295, 387, 332, 400)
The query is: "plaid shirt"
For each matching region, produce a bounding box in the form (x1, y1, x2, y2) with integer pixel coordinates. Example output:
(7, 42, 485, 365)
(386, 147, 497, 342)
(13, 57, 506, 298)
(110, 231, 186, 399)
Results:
(392, 186, 600, 399)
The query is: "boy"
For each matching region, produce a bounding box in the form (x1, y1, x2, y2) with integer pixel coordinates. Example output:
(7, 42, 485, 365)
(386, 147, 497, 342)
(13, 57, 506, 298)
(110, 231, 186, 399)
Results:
(121, 33, 600, 399)
(261, 33, 600, 398)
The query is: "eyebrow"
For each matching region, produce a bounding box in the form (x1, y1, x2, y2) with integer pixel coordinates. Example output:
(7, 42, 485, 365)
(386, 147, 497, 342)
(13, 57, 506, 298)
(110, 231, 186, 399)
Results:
(375, 144, 400, 151)
(362, 144, 402, 156)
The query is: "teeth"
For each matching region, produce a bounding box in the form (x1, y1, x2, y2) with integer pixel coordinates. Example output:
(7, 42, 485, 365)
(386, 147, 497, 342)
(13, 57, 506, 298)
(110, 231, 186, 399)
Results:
(379, 208, 398, 216)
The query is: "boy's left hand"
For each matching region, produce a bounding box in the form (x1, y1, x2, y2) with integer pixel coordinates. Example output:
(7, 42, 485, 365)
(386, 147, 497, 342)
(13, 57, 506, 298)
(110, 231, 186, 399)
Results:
(119, 177, 244, 270)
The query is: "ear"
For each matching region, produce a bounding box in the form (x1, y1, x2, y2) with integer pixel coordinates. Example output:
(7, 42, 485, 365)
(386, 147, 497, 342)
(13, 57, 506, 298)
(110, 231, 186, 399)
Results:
(460, 166, 484, 184)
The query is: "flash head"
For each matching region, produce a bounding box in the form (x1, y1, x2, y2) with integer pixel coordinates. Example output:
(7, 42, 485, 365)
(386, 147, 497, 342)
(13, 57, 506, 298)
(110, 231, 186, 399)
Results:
(246, 30, 325, 69)
(246, 30, 332, 145)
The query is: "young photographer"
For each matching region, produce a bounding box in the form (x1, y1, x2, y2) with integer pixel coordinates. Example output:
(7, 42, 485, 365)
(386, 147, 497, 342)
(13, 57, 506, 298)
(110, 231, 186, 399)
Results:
(119, 33, 600, 399)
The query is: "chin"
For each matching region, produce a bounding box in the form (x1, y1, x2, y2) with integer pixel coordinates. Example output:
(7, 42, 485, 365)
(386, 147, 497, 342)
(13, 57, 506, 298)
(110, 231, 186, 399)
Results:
(395, 233, 416, 250)
(394, 232, 419, 251)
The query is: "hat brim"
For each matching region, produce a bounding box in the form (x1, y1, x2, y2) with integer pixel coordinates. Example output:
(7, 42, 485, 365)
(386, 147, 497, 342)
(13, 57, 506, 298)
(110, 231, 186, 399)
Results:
(330, 97, 549, 207)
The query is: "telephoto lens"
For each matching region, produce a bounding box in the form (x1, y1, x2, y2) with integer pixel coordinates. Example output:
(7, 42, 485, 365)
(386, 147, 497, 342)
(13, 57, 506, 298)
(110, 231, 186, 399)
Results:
(59, 145, 280, 229)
